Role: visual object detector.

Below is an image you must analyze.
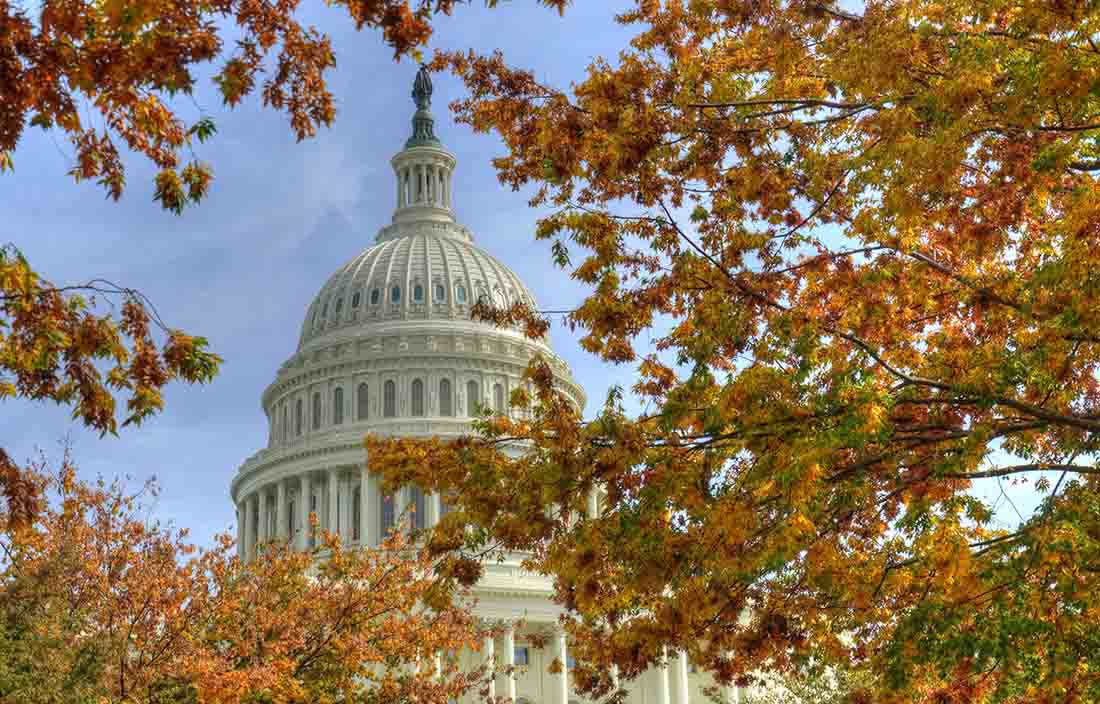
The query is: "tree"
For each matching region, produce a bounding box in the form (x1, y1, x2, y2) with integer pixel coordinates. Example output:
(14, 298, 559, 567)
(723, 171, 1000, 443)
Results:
(0, 452, 488, 703)
(744, 663, 873, 704)
(0, 0, 565, 213)
(0, 0, 565, 529)
(0, 244, 220, 530)
(368, 2, 1100, 702)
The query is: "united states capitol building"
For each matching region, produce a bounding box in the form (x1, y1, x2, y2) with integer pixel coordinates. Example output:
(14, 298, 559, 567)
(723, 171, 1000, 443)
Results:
(230, 68, 742, 704)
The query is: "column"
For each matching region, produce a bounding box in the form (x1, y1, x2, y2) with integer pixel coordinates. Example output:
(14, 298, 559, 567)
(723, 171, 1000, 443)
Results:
(397, 485, 410, 535)
(360, 466, 371, 547)
(586, 487, 599, 519)
(257, 487, 268, 547)
(557, 629, 569, 704)
(431, 492, 443, 528)
(656, 647, 671, 704)
(276, 479, 288, 541)
(340, 472, 351, 538)
(247, 492, 258, 561)
(611, 664, 620, 692)
(484, 633, 496, 700)
(236, 500, 245, 558)
(397, 167, 403, 207)
(327, 468, 340, 538)
(435, 651, 443, 680)
(298, 473, 311, 551)
(723, 682, 740, 704)
(676, 650, 690, 704)
(502, 625, 517, 702)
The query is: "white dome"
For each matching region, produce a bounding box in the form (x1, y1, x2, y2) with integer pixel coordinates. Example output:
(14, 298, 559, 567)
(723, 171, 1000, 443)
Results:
(298, 223, 541, 352)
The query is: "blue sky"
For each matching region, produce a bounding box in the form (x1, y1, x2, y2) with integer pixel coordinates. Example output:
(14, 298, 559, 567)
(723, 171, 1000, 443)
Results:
(1, 0, 1040, 548)
(2, 1, 644, 547)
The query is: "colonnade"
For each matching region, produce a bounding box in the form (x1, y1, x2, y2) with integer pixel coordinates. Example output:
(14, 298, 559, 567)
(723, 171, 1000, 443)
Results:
(471, 624, 739, 704)
(397, 161, 451, 210)
(235, 465, 443, 560)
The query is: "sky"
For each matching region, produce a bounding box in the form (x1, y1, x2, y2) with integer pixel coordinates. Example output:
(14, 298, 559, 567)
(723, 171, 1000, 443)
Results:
(1, 0, 1040, 549)
(1, 1, 645, 547)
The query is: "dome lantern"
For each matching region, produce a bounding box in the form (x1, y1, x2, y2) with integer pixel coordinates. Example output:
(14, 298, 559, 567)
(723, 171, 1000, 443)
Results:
(391, 65, 457, 227)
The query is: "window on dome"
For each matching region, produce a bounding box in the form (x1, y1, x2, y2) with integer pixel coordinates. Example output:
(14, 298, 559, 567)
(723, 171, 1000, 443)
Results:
(352, 291, 361, 308)
(352, 486, 361, 542)
(383, 380, 396, 418)
(334, 297, 343, 313)
(409, 485, 427, 531)
(439, 379, 452, 417)
(371, 288, 381, 305)
(381, 493, 395, 535)
(311, 309, 317, 326)
(390, 286, 401, 304)
(456, 284, 467, 304)
(413, 284, 424, 302)
(295, 398, 303, 436)
(466, 380, 481, 415)
(411, 379, 425, 417)
(333, 387, 344, 425)
(434, 283, 446, 302)
(493, 383, 505, 414)
(312, 392, 322, 430)
(321, 301, 328, 317)
(281, 404, 288, 442)
(287, 498, 295, 537)
(357, 383, 369, 420)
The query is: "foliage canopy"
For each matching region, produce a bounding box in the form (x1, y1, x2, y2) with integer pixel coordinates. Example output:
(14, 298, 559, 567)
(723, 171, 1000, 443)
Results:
(0, 455, 487, 703)
(368, 1, 1100, 702)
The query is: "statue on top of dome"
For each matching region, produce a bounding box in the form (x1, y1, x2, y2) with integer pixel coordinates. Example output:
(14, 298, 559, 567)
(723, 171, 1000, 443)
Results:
(412, 64, 432, 111)
(406, 65, 440, 148)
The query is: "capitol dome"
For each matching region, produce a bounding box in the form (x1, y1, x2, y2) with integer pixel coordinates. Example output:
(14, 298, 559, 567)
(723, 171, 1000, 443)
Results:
(231, 65, 583, 549)
(228, 66, 732, 704)
(297, 222, 542, 353)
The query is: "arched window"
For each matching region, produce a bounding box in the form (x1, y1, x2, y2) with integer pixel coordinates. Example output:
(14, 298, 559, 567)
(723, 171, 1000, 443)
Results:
(357, 383, 369, 420)
(493, 384, 505, 414)
(352, 291, 361, 308)
(333, 387, 344, 425)
(466, 380, 480, 415)
(409, 485, 427, 531)
(321, 300, 328, 317)
(281, 404, 288, 442)
(352, 486, 361, 542)
(312, 392, 322, 430)
(381, 493, 395, 535)
(456, 283, 467, 303)
(334, 297, 343, 313)
(390, 285, 401, 303)
(439, 379, 452, 416)
(413, 284, 424, 302)
(384, 380, 396, 418)
(371, 288, 381, 305)
(411, 379, 425, 417)
(434, 283, 446, 302)
(295, 398, 303, 436)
